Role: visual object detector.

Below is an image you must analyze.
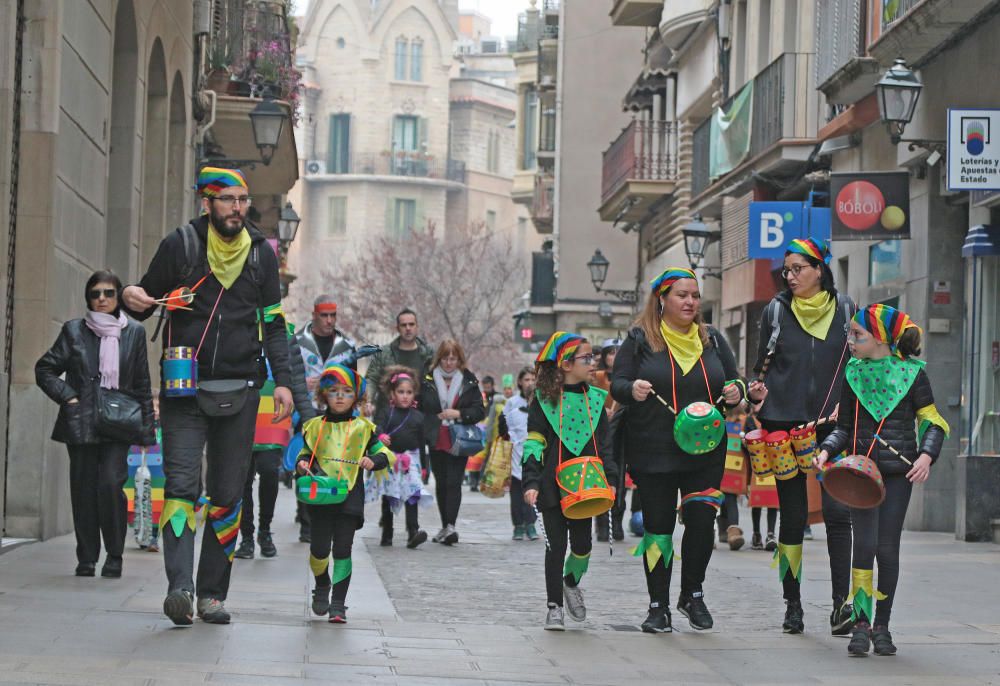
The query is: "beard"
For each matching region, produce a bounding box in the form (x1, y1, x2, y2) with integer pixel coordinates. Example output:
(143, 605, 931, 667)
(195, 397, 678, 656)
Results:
(209, 207, 245, 238)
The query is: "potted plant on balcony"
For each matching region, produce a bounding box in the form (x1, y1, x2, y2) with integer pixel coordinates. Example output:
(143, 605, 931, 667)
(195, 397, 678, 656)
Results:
(206, 42, 232, 94)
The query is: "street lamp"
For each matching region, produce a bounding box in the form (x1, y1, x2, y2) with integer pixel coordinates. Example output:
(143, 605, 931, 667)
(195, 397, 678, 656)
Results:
(277, 202, 301, 245)
(586, 248, 638, 303)
(249, 99, 287, 165)
(875, 58, 923, 146)
(682, 214, 721, 272)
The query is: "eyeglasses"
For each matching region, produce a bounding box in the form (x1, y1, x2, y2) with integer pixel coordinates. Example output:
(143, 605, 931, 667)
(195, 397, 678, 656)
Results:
(323, 389, 356, 398)
(781, 264, 814, 278)
(212, 195, 253, 207)
(88, 288, 117, 300)
(573, 354, 595, 365)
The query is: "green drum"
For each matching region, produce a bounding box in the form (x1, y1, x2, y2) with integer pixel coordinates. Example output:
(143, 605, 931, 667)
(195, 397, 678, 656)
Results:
(674, 401, 725, 455)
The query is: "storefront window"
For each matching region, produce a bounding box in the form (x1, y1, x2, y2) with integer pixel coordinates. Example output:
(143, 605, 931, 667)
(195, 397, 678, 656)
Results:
(966, 256, 1000, 455)
(869, 240, 902, 285)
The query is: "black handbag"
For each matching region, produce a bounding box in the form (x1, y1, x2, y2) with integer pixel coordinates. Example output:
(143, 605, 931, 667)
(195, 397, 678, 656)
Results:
(95, 387, 143, 442)
(196, 379, 251, 417)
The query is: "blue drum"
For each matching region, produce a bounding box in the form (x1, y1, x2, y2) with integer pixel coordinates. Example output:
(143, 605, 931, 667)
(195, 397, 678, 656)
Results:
(163, 346, 197, 397)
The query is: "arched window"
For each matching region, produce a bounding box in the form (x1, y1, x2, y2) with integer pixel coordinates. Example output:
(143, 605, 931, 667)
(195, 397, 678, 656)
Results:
(410, 39, 423, 82)
(394, 37, 408, 80)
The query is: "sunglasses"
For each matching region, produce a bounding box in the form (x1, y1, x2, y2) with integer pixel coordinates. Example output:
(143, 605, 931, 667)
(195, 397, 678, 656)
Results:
(88, 288, 117, 300)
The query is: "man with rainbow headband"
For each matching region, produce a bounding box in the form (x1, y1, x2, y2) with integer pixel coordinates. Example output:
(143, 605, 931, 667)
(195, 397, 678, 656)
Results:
(815, 304, 948, 656)
(124, 166, 293, 626)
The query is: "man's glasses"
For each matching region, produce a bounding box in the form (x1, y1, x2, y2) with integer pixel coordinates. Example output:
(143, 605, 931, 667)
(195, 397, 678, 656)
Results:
(781, 264, 814, 278)
(88, 288, 117, 300)
(573, 354, 595, 365)
(213, 195, 252, 207)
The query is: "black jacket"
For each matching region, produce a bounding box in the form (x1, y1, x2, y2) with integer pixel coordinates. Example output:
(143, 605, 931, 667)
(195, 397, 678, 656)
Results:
(753, 291, 856, 424)
(611, 326, 744, 473)
(128, 216, 291, 388)
(418, 368, 486, 449)
(374, 405, 427, 463)
(287, 334, 317, 423)
(35, 318, 156, 446)
(521, 384, 618, 510)
(819, 366, 946, 475)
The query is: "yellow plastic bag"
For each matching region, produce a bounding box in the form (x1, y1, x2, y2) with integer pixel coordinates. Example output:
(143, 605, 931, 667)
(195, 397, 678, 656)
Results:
(479, 439, 512, 499)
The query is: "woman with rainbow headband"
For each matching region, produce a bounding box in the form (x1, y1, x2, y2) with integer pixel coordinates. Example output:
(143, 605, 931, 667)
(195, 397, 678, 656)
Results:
(815, 305, 948, 656)
(296, 363, 394, 623)
(611, 268, 745, 633)
(522, 332, 618, 630)
(748, 237, 857, 635)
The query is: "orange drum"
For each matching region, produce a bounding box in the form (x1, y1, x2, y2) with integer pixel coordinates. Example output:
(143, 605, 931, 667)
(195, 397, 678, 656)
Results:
(821, 454, 885, 508)
(790, 425, 818, 472)
(766, 431, 798, 481)
(744, 429, 771, 477)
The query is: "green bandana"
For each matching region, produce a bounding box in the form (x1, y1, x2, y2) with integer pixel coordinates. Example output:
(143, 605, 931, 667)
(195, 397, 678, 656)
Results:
(536, 386, 607, 456)
(845, 357, 925, 422)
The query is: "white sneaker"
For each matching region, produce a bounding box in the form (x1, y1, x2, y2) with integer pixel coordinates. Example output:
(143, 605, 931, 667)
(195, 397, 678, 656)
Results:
(431, 527, 448, 543)
(544, 603, 565, 631)
(563, 582, 586, 621)
(442, 524, 459, 545)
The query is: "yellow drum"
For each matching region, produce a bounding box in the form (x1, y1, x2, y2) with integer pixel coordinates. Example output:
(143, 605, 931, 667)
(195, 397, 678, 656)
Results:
(556, 456, 614, 519)
(766, 431, 798, 481)
(790, 425, 818, 473)
(744, 429, 772, 477)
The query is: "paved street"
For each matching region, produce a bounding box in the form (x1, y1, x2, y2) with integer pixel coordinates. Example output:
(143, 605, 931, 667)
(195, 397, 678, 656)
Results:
(2, 488, 1000, 685)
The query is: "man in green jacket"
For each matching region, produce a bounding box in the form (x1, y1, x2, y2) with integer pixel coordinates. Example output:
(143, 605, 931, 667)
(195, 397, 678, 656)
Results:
(365, 308, 434, 415)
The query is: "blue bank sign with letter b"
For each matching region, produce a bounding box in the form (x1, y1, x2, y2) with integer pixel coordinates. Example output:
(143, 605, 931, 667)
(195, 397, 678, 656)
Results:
(748, 202, 830, 259)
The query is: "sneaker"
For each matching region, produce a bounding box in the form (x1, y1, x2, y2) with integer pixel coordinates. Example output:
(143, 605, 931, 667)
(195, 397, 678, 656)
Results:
(640, 602, 672, 634)
(764, 533, 778, 552)
(234, 537, 255, 559)
(258, 530, 277, 558)
(442, 525, 459, 545)
(803, 525, 814, 541)
(75, 562, 96, 577)
(727, 526, 745, 551)
(677, 592, 713, 630)
(328, 601, 347, 624)
(783, 599, 804, 634)
(848, 623, 871, 656)
(311, 585, 331, 616)
(871, 625, 897, 656)
(512, 525, 525, 541)
(299, 526, 311, 543)
(563, 582, 586, 621)
(544, 603, 565, 631)
(197, 597, 231, 624)
(163, 590, 194, 626)
(431, 527, 448, 543)
(406, 528, 428, 549)
(526, 524, 539, 541)
(380, 526, 393, 547)
(751, 532, 764, 550)
(830, 598, 853, 636)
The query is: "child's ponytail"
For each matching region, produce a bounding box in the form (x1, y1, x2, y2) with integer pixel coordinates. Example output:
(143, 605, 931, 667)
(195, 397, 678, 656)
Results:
(896, 327, 922, 359)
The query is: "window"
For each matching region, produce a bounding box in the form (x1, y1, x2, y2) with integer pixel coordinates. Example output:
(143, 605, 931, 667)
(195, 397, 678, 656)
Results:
(522, 91, 537, 169)
(869, 240, 902, 285)
(486, 130, 496, 172)
(392, 198, 417, 237)
(394, 37, 408, 80)
(486, 210, 496, 231)
(410, 40, 423, 81)
(328, 196, 347, 236)
(393, 115, 419, 151)
(328, 114, 350, 173)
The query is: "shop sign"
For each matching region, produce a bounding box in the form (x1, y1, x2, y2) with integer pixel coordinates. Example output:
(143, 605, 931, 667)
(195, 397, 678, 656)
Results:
(830, 171, 910, 241)
(748, 202, 831, 259)
(948, 109, 1000, 191)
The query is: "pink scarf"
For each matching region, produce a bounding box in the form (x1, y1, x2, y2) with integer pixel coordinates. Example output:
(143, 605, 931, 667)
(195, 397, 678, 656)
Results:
(84, 310, 127, 389)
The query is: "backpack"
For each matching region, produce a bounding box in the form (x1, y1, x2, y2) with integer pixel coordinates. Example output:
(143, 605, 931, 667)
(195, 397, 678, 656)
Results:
(763, 292, 855, 356)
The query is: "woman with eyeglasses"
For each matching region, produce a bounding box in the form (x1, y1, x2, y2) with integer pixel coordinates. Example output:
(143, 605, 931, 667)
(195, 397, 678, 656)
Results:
(611, 268, 746, 634)
(35, 270, 156, 579)
(747, 238, 857, 636)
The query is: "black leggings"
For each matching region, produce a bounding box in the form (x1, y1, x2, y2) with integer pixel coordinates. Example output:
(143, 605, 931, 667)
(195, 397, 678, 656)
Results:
(540, 507, 592, 606)
(851, 474, 912, 626)
(241, 448, 281, 536)
(752, 507, 778, 534)
(307, 506, 358, 603)
(632, 465, 722, 604)
(380, 496, 419, 532)
(509, 477, 537, 527)
(430, 450, 465, 527)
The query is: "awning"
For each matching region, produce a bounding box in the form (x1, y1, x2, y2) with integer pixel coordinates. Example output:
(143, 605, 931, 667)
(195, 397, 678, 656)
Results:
(623, 30, 673, 112)
(962, 224, 1000, 257)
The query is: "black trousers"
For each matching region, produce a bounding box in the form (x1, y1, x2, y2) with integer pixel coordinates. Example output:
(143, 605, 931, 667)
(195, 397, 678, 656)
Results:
(752, 507, 778, 534)
(380, 496, 419, 532)
(509, 477, 537, 527)
(717, 492, 740, 528)
(308, 506, 358, 603)
(632, 464, 723, 604)
(67, 442, 130, 564)
(851, 474, 912, 626)
(540, 507, 591, 606)
(160, 390, 260, 601)
(430, 450, 465, 527)
(241, 448, 281, 537)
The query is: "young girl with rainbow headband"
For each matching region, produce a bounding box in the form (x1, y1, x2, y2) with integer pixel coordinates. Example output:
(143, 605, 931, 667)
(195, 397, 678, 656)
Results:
(523, 332, 618, 630)
(296, 363, 394, 623)
(815, 304, 948, 656)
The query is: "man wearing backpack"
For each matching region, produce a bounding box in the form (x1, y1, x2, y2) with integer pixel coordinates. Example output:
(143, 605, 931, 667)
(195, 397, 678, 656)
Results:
(123, 167, 293, 626)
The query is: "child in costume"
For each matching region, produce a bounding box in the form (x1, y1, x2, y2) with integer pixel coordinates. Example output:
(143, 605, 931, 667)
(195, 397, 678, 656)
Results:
(523, 332, 617, 631)
(296, 364, 394, 623)
(499, 366, 538, 541)
(816, 305, 948, 657)
(371, 366, 430, 549)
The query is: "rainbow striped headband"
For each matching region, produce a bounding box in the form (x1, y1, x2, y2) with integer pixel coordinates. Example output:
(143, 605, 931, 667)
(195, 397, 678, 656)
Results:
(197, 166, 248, 197)
(650, 267, 697, 297)
(853, 304, 920, 355)
(786, 238, 831, 265)
(319, 363, 366, 397)
(536, 331, 586, 365)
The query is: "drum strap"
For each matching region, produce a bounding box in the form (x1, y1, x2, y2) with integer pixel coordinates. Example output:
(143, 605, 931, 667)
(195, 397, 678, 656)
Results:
(853, 400, 887, 459)
(304, 418, 362, 475)
(665, 348, 713, 414)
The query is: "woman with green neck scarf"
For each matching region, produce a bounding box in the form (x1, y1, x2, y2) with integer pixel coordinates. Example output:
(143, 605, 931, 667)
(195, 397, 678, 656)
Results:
(748, 238, 857, 636)
(814, 305, 946, 656)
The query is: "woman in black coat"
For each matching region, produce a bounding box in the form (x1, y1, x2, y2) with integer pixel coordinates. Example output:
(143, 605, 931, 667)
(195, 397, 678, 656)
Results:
(418, 339, 486, 545)
(35, 270, 155, 578)
(611, 268, 745, 634)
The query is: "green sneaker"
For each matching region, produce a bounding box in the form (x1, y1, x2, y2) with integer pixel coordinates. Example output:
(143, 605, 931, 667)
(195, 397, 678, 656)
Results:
(512, 525, 525, 540)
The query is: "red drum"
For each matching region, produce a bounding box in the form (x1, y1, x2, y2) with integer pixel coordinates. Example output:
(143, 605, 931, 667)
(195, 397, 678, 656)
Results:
(821, 454, 886, 508)
(766, 431, 798, 481)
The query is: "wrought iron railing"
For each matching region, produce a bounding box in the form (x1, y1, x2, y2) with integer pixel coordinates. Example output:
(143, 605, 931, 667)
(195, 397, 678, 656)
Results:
(538, 36, 558, 88)
(815, 0, 866, 88)
(532, 174, 554, 224)
(880, 0, 922, 30)
(516, 11, 540, 52)
(328, 152, 464, 181)
(601, 120, 679, 203)
(206, 0, 298, 100)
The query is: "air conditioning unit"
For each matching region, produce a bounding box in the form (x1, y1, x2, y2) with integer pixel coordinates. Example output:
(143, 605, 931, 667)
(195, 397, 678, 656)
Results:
(306, 160, 326, 175)
(539, 75, 555, 88)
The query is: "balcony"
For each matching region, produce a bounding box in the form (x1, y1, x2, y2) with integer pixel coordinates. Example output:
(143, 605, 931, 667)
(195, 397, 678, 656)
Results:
(304, 152, 466, 189)
(538, 37, 558, 90)
(598, 120, 679, 222)
(531, 173, 555, 233)
(516, 9, 541, 53)
(659, 0, 713, 50)
(870, 0, 996, 67)
(611, 0, 662, 26)
(815, 0, 880, 105)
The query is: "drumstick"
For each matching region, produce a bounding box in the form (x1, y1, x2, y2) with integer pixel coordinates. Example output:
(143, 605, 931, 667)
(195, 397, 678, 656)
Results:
(607, 510, 613, 558)
(168, 305, 193, 311)
(153, 292, 196, 304)
(532, 504, 550, 551)
(647, 389, 676, 414)
(792, 414, 836, 432)
(872, 434, 913, 466)
(756, 352, 774, 383)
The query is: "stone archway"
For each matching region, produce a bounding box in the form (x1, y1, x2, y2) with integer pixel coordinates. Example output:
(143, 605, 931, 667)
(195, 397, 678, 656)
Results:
(165, 71, 189, 232)
(138, 38, 168, 272)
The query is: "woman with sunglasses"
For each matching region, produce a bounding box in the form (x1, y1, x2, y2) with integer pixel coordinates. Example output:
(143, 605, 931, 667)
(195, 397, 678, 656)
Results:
(748, 238, 857, 635)
(35, 270, 156, 578)
(611, 268, 745, 634)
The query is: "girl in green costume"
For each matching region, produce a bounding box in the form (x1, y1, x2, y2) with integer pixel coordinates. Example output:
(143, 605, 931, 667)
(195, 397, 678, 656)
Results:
(816, 305, 948, 656)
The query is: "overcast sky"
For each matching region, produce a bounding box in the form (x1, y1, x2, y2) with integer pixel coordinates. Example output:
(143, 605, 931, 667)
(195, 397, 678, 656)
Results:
(296, 1, 529, 39)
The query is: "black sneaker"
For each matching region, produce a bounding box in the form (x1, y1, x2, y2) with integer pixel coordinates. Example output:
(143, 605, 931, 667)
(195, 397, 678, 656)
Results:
(848, 623, 871, 656)
(163, 590, 194, 626)
(764, 533, 778, 552)
(406, 528, 427, 549)
(311, 585, 331, 616)
(197, 597, 231, 625)
(100, 556, 123, 578)
(380, 526, 393, 547)
(299, 527, 311, 543)
(751, 532, 764, 550)
(830, 598, 853, 636)
(640, 602, 672, 633)
(75, 562, 96, 577)
(258, 530, 277, 558)
(234, 537, 255, 559)
(442, 525, 459, 545)
(871, 625, 897, 656)
(783, 599, 804, 634)
(328, 601, 348, 624)
(677, 592, 713, 630)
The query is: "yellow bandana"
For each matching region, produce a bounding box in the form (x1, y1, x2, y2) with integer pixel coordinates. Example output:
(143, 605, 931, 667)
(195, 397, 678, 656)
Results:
(207, 223, 251, 290)
(660, 320, 703, 375)
(791, 291, 836, 340)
